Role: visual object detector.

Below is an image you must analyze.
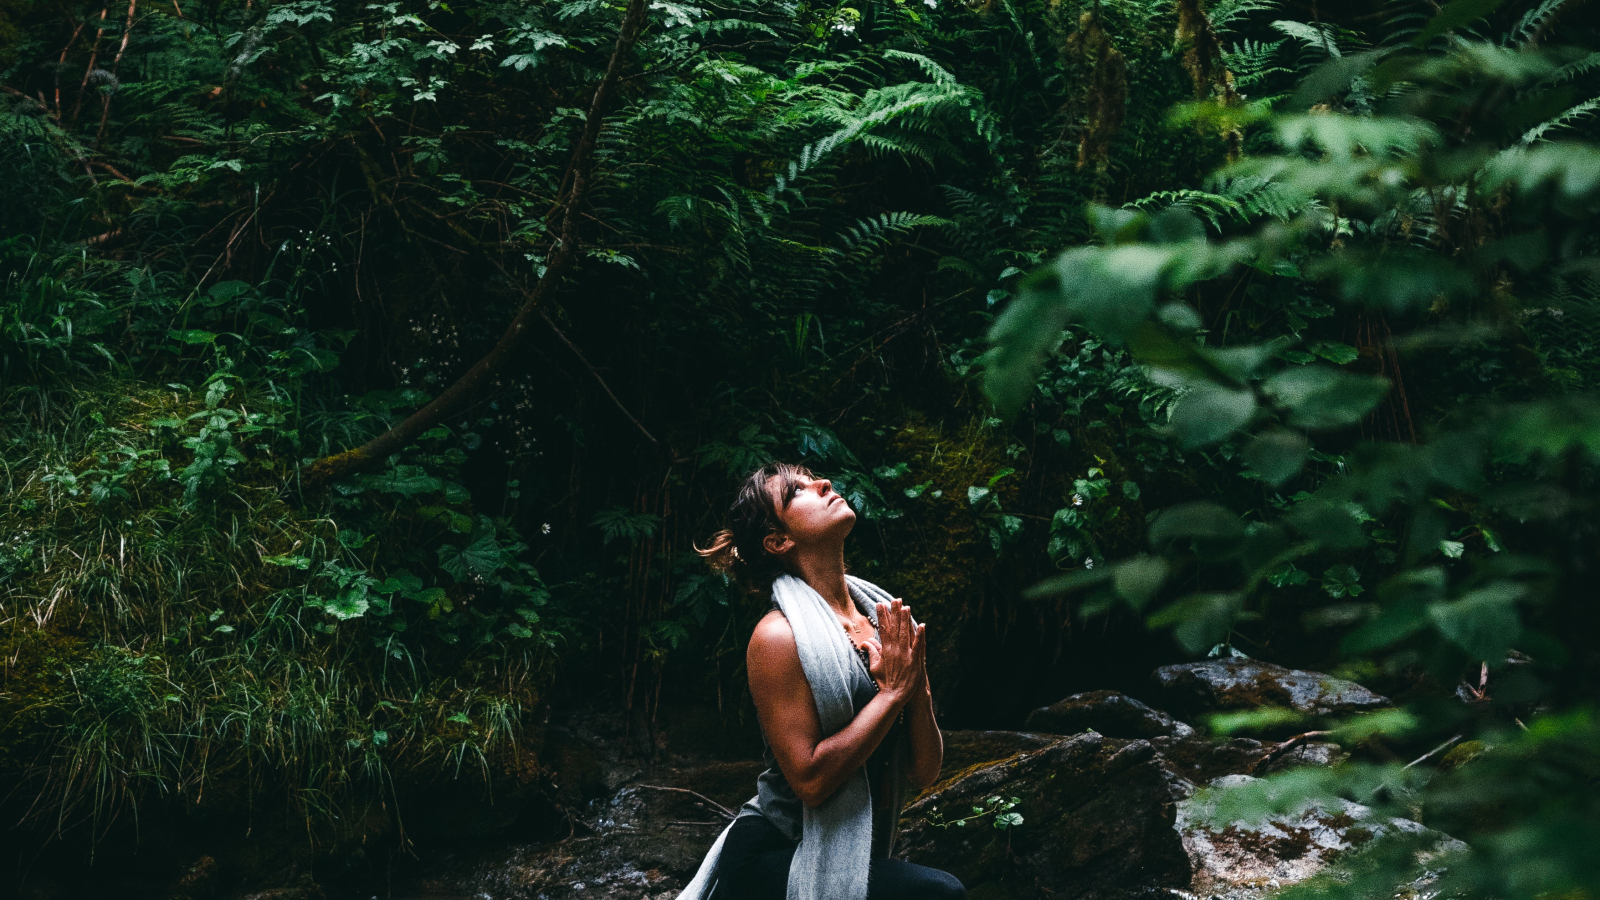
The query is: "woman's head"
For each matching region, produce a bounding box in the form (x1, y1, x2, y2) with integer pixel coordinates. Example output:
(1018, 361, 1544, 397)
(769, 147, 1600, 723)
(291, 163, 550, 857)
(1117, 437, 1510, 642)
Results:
(697, 461, 856, 594)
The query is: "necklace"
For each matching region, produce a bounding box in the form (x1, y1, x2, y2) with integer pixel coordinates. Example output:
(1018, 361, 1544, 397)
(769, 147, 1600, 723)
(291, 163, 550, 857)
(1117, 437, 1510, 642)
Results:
(835, 608, 873, 641)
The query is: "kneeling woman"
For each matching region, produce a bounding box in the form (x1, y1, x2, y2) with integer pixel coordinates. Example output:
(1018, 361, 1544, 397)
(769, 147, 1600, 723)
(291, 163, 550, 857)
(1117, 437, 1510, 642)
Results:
(678, 463, 966, 900)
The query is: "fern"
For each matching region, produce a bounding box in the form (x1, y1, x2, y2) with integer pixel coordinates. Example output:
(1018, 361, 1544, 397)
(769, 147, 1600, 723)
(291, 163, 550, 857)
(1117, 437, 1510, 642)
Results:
(838, 212, 952, 258)
(1519, 97, 1600, 145)
(1509, 0, 1574, 46)
(1207, 0, 1279, 37)
(1126, 190, 1245, 231)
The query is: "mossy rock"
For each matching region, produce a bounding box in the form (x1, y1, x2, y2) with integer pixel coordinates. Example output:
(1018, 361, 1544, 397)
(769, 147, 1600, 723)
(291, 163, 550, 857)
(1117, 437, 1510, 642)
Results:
(896, 733, 1191, 900)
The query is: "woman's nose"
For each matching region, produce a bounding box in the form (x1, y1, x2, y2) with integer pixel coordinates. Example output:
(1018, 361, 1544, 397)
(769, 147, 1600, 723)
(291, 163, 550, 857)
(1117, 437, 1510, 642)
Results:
(817, 478, 833, 495)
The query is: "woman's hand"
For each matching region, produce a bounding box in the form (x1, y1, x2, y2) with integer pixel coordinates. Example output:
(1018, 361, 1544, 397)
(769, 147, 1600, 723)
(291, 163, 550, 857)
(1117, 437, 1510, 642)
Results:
(860, 597, 925, 707)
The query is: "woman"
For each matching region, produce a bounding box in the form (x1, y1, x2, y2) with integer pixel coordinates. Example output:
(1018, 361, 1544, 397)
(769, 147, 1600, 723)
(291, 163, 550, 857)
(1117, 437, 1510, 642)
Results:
(677, 462, 965, 900)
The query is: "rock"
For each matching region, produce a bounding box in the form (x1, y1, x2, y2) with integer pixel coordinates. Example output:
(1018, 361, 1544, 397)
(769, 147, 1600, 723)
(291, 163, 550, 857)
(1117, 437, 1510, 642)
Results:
(421, 762, 752, 900)
(1025, 691, 1195, 739)
(896, 733, 1191, 900)
(1178, 774, 1464, 900)
(939, 730, 1061, 780)
(166, 856, 220, 900)
(1150, 735, 1270, 784)
(1152, 659, 1389, 720)
(239, 887, 324, 900)
(1259, 741, 1348, 775)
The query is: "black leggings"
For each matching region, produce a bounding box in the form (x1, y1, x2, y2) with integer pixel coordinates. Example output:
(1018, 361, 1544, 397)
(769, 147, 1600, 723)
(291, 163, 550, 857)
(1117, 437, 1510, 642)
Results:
(710, 814, 966, 900)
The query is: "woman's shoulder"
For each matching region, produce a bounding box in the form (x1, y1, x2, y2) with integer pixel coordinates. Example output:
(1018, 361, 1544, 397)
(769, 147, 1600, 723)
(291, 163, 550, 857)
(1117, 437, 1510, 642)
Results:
(749, 608, 793, 647)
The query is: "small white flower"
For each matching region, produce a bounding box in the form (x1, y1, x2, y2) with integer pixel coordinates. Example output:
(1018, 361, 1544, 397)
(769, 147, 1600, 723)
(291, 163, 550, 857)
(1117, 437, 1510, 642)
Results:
(1084, 558, 1094, 570)
(541, 523, 552, 534)
(832, 20, 855, 32)
(924, 0, 937, 7)
(1072, 493, 1084, 506)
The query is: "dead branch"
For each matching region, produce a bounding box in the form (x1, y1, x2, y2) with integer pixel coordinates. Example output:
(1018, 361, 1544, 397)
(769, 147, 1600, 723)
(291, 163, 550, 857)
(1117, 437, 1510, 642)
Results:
(631, 784, 737, 820)
(1250, 730, 1334, 775)
(96, 0, 139, 149)
(300, 0, 651, 487)
(71, 5, 110, 127)
(1404, 734, 1463, 769)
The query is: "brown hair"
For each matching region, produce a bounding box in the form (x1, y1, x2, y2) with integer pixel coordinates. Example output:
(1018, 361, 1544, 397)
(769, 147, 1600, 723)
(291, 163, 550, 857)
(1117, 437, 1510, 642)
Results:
(697, 461, 815, 596)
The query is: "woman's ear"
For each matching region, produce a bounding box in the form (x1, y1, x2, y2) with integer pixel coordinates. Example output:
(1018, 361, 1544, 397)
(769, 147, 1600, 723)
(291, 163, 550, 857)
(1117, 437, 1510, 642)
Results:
(762, 530, 793, 558)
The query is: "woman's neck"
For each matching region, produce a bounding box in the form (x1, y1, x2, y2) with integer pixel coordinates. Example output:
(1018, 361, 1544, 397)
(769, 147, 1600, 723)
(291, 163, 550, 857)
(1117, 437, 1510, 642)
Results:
(791, 550, 854, 615)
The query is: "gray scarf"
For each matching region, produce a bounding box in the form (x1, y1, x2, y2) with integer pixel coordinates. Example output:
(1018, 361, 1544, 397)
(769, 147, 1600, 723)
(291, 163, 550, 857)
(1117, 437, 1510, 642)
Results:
(676, 573, 913, 900)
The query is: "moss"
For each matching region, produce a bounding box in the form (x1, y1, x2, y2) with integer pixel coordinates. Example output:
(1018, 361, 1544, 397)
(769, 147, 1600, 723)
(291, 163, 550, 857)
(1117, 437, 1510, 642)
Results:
(0, 624, 90, 775)
(1439, 739, 1489, 773)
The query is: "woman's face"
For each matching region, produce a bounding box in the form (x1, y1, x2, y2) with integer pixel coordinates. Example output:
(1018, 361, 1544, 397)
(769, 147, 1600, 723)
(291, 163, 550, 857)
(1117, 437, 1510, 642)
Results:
(765, 472, 855, 552)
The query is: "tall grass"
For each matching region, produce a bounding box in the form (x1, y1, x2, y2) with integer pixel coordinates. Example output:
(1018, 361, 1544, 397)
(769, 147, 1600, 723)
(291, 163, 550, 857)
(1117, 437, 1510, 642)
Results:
(0, 379, 549, 845)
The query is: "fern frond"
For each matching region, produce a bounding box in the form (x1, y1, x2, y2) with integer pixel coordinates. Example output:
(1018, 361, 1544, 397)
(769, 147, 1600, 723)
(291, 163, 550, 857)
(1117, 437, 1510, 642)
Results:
(1126, 189, 1244, 231)
(1509, 0, 1573, 47)
(1520, 98, 1600, 145)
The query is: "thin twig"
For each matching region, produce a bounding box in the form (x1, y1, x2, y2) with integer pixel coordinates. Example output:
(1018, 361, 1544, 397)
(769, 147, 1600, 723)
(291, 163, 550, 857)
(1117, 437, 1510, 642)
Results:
(632, 784, 736, 820)
(1405, 734, 1463, 768)
(1251, 730, 1334, 775)
(539, 307, 658, 446)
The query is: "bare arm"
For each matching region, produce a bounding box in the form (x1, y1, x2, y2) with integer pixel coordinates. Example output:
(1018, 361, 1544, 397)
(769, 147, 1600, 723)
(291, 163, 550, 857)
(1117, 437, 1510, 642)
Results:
(902, 666, 944, 790)
(747, 601, 923, 808)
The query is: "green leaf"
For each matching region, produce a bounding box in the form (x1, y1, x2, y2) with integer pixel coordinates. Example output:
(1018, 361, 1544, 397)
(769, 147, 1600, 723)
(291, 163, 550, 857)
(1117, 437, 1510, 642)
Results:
(1150, 592, 1243, 654)
(981, 273, 1071, 417)
(364, 466, 444, 496)
(1321, 563, 1363, 598)
(203, 280, 251, 306)
(1169, 386, 1256, 448)
(1022, 568, 1112, 600)
(1264, 367, 1389, 430)
(324, 588, 370, 619)
(264, 554, 312, 569)
(1113, 556, 1169, 610)
(1268, 563, 1310, 587)
(168, 329, 218, 345)
(1286, 499, 1368, 550)
(1208, 707, 1304, 735)
(1429, 582, 1524, 659)
(439, 530, 504, 580)
(1308, 341, 1359, 365)
(1245, 430, 1310, 486)
(1149, 502, 1245, 550)
(590, 507, 663, 544)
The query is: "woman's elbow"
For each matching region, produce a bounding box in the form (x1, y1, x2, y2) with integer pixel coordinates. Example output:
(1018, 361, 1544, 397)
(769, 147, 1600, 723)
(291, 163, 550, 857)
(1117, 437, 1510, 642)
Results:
(794, 780, 831, 808)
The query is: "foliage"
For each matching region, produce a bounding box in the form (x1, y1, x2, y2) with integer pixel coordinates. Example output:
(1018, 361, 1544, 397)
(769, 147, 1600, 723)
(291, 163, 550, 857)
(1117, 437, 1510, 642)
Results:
(984, 4, 1600, 900)
(3, 0, 1597, 893)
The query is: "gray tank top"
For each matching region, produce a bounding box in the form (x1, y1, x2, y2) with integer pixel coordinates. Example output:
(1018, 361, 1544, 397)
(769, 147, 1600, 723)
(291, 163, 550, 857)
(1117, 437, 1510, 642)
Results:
(746, 605, 908, 858)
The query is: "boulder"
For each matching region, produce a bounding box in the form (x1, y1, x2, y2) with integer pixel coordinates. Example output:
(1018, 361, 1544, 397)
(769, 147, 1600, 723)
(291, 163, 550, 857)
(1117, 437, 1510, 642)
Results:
(1025, 691, 1195, 739)
(1178, 775, 1464, 900)
(1259, 741, 1348, 776)
(1152, 659, 1389, 719)
(940, 730, 1061, 779)
(1150, 734, 1349, 785)
(1150, 735, 1269, 785)
(896, 733, 1191, 900)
